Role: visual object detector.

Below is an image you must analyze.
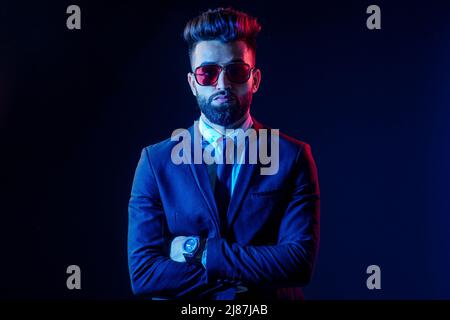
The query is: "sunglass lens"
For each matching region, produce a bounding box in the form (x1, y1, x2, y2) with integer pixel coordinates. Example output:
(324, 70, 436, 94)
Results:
(227, 64, 251, 83)
(195, 65, 221, 85)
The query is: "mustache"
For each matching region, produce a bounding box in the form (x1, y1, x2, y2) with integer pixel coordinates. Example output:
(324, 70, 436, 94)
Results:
(209, 90, 236, 102)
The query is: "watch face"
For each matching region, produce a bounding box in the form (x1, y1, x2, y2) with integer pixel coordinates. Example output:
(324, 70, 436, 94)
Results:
(183, 238, 198, 254)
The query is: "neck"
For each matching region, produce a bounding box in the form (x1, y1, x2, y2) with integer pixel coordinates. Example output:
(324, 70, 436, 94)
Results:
(201, 111, 250, 135)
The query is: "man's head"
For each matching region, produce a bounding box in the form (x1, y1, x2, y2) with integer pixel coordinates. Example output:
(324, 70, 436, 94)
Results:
(184, 8, 262, 127)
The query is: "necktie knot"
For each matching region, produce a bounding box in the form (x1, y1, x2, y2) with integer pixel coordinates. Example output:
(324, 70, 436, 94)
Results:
(202, 135, 236, 165)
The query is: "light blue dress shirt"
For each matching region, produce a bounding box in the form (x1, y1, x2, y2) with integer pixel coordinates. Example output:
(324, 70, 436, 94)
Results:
(198, 113, 254, 195)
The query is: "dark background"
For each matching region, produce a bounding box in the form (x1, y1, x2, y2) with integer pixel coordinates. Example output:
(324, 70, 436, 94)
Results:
(1, 0, 449, 299)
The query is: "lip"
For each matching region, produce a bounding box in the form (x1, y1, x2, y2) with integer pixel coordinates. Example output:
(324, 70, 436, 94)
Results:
(214, 95, 234, 102)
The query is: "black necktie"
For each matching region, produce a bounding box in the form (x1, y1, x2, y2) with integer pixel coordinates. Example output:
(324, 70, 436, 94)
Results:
(213, 137, 233, 231)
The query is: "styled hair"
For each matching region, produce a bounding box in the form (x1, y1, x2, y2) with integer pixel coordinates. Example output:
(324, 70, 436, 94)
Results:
(183, 7, 261, 62)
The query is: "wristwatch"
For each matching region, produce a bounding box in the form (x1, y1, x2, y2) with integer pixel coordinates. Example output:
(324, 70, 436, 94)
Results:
(182, 236, 205, 265)
(183, 237, 199, 256)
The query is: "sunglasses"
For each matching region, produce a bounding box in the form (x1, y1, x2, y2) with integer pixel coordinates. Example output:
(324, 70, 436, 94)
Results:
(193, 63, 255, 86)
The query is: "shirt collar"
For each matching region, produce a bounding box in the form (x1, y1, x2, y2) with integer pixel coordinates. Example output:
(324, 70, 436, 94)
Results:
(199, 112, 253, 145)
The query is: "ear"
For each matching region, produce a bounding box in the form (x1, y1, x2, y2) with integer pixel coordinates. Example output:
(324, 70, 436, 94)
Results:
(251, 68, 261, 93)
(187, 72, 198, 96)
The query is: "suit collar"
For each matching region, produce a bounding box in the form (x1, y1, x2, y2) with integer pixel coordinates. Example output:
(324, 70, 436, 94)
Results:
(186, 123, 221, 234)
(227, 116, 263, 227)
(185, 117, 266, 234)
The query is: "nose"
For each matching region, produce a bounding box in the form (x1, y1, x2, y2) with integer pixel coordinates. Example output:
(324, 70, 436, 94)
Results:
(215, 68, 232, 90)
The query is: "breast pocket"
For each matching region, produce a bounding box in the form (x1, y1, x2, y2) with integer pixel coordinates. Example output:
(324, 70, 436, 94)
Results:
(249, 188, 284, 198)
(233, 190, 286, 244)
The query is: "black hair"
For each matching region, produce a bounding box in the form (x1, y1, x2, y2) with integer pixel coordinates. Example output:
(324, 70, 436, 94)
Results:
(183, 7, 261, 61)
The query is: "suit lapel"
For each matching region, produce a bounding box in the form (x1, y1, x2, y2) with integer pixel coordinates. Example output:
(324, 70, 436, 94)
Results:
(183, 118, 266, 232)
(227, 118, 264, 227)
(185, 123, 221, 233)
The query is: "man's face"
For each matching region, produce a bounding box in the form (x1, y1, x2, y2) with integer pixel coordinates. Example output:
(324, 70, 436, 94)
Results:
(187, 40, 261, 126)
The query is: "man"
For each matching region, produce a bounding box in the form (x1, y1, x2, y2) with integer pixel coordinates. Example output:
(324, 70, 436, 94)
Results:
(128, 7, 320, 300)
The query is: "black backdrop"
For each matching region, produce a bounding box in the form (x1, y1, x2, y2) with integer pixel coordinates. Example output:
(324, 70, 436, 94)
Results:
(1, 0, 449, 299)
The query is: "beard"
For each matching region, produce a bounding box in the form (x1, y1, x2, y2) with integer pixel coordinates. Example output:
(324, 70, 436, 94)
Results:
(196, 89, 252, 126)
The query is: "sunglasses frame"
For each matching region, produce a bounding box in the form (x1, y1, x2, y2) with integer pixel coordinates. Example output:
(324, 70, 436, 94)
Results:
(193, 62, 255, 86)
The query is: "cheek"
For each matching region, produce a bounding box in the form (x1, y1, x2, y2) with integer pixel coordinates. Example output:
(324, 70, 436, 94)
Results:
(196, 86, 214, 98)
(234, 83, 253, 97)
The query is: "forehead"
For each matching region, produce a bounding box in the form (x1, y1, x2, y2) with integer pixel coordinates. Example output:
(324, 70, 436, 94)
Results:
(191, 40, 254, 68)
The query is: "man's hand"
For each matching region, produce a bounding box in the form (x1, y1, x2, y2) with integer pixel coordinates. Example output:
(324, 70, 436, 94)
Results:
(170, 236, 188, 263)
(170, 235, 207, 268)
(170, 236, 246, 291)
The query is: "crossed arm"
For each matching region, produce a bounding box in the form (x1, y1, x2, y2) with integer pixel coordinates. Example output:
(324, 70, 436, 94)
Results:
(128, 144, 320, 298)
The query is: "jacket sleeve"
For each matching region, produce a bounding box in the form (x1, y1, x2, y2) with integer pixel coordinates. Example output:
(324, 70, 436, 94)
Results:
(128, 147, 207, 298)
(206, 143, 320, 287)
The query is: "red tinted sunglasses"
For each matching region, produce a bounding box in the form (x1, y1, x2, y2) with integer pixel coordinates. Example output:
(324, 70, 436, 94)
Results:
(193, 63, 255, 86)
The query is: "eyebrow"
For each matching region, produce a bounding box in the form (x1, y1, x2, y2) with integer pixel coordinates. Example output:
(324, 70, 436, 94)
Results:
(198, 58, 246, 67)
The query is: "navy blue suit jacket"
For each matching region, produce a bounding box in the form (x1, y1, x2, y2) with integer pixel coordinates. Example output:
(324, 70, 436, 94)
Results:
(128, 118, 320, 300)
